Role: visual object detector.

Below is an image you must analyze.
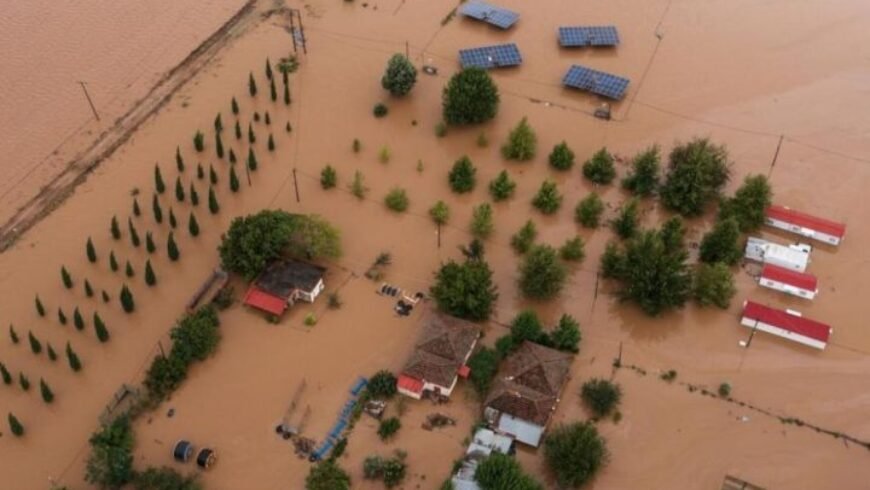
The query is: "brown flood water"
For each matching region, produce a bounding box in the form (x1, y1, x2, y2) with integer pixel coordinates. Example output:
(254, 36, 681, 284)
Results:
(1, 0, 870, 488)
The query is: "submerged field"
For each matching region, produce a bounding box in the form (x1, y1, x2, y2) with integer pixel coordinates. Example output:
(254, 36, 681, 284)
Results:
(1, 0, 870, 488)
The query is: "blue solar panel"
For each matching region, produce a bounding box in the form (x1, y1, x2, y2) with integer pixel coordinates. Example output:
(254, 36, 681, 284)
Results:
(562, 65, 629, 100)
(459, 1, 520, 29)
(559, 26, 620, 47)
(459, 43, 522, 69)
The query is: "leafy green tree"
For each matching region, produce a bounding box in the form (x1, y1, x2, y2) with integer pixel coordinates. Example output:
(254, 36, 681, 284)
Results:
(61, 266, 73, 288)
(19, 372, 30, 391)
(132, 197, 141, 217)
(145, 260, 157, 286)
(28, 330, 42, 355)
(85, 416, 135, 489)
(381, 54, 417, 96)
(488, 170, 516, 201)
(86, 237, 98, 263)
(248, 72, 257, 96)
(501, 117, 537, 161)
(66, 342, 82, 372)
(442, 67, 499, 125)
(367, 370, 398, 399)
(581, 378, 621, 418)
(120, 285, 135, 313)
(377, 417, 401, 440)
(384, 188, 409, 212)
(319, 165, 337, 189)
(532, 180, 562, 214)
(154, 165, 166, 194)
(429, 201, 450, 225)
(693, 262, 736, 309)
(476, 453, 543, 490)
(660, 216, 687, 253)
(248, 148, 258, 171)
(575, 193, 604, 228)
(559, 236, 585, 262)
(511, 220, 537, 254)
(188, 213, 200, 237)
(0, 362, 10, 384)
(167, 232, 180, 261)
(189, 183, 199, 206)
(543, 422, 608, 488)
(132, 466, 202, 490)
(170, 306, 221, 364)
(622, 146, 660, 197)
(470, 203, 494, 239)
(305, 461, 350, 490)
(448, 156, 476, 193)
(73, 307, 85, 331)
(58, 307, 67, 325)
(152, 193, 163, 223)
(518, 244, 567, 300)
(128, 218, 141, 247)
(719, 174, 772, 232)
(35, 295, 45, 316)
(193, 131, 205, 152)
(94, 313, 109, 342)
(125, 260, 135, 278)
(582, 147, 617, 184)
(111, 216, 121, 240)
(699, 218, 742, 265)
(611, 198, 640, 239)
(549, 141, 575, 170)
(8, 413, 24, 437)
(507, 310, 545, 350)
(40, 378, 54, 403)
(552, 314, 581, 353)
(467, 346, 500, 395)
(208, 186, 220, 214)
(430, 256, 498, 321)
(660, 138, 731, 217)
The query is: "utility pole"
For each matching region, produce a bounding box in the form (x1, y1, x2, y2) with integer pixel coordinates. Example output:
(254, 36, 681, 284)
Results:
(77, 81, 100, 122)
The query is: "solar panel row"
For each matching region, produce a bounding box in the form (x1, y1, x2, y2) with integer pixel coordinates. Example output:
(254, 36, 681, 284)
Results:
(459, 43, 523, 69)
(459, 1, 520, 29)
(562, 65, 630, 100)
(558, 26, 620, 47)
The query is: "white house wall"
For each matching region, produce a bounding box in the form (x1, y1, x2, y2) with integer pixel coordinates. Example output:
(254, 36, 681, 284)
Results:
(740, 316, 827, 350)
(759, 278, 817, 300)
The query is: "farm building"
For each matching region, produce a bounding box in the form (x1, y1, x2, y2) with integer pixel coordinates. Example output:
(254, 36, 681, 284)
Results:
(765, 205, 846, 246)
(740, 300, 832, 350)
(242, 260, 326, 317)
(483, 341, 573, 447)
(759, 264, 818, 300)
(745, 237, 811, 272)
(451, 428, 515, 490)
(397, 310, 480, 400)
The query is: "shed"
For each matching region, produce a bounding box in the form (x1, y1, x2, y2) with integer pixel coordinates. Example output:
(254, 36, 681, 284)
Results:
(744, 237, 811, 272)
(740, 300, 832, 350)
(243, 260, 326, 316)
(765, 205, 846, 246)
(759, 264, 818, 300)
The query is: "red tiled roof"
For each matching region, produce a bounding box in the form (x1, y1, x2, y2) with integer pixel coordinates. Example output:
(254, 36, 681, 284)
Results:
(397, 374, 424, 394)
(761, 264, 818, 292)
(742, 301, 831, 343)
(766, 205, 846, 238)
(243, 286, 287, 316)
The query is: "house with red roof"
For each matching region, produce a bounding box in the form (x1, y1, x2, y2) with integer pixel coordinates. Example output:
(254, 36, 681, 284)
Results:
(740, 300, 832, 350)
(765, 205, 846, 246)
(759, 264, 818, 300)
(242, 260, 326, 317)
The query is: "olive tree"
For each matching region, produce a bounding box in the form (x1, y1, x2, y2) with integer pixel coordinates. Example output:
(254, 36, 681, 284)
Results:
(442, 68, 499, 125)
(381, 54, 417, 96)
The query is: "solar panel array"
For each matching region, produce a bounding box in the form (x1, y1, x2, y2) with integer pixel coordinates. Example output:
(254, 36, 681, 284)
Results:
(459, 1, 520, 29)
(562, 65, 630, 99)
(558, 26, 620, 47)
(459, 43, 523, 69)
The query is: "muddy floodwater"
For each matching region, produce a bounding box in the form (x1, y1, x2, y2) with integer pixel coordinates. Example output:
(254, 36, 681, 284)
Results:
(1, 0, 869, 489)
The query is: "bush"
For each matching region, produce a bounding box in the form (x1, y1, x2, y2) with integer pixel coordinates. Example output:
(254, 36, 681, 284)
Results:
(549, 141, 575, 170)
(699, 218, 742, 265)
(320, 165, 337, 189)
(350, 170, 368, 199)
(543, 422, 608, 488)
(448, 156, 476, 193)
(718, 174, 772, 232)
(510, 220, 537, 254)
(431, 256, 498, 321)
(476, 132, 489, 147)
(551, 314, 581, 353)
(660, 138, 731, 217)
(693, 262, 736, 309)
(559, 236, 585, 262)
(718, 382, 732, 398)
(373, 103, 389, 118)
(306, 461, 351, 490)
(132, 466, 201, 490)
(501, 117, 536, 161)
(470, 203, 494, 239)
(581, 379, 622, 418)
(467, 347, 500, 395)
(488, 170, 516, 201)
(532, 180, 562, 214)
(611, 198, 640, 239)
(86, 416, 135, 489)
(384, 188, 409, 212)
(582, 148, 617, 184)
(429, 201, 450, 225)
(435, 121, 447, 137)
(518, 245, 566, 300)
(476, 453, 543, 490)
(442, 67, 499, 125)
(622, 146, 661, 196)
(377, 417, 401, 440)
(575, 193, 604, 228)
(368, 370, 398, 399)
(381, 54, 417, 96)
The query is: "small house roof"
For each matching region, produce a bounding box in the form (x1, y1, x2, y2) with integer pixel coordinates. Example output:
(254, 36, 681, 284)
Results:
(761, 264, 818, 292)
(766, 205, 846, 238)
(243, 286, 288, 316)
(742, 301, 831, 343)
(254, 260, 326, 299)
(484, 341, 572, 426)
(401, 310, 480, 389)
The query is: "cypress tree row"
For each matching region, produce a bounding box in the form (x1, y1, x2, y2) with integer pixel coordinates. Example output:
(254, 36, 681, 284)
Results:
(110, 216, 121, 240)
(248, 148, 258, 171)
(47, 343, 57, 361)
(169, 208, 177, 229)
(175, 176, 185, 202)
(28, 331, 42, 355)
(176, 146, 185, 172)
(216, 131, 225, 159)
(146, 232, 156, 254)
(39, 378, 54, 403)
(120, 284, 135, 313)
(35, 295, 45, 317)
(167, 232, 180, 261)
(8, 413, 24, 437)
(128, 219, 141, 247)
(267, 134, 275, 152)
(152, 194, 163, 223)
(270, 77, 277, 102)
(214, 113, 223, 133)
(231, 96, 239, 115)
(86, 237, 97, 262)
(94, 313, 109, 342)
(154, 165, 166, 194)
(229, 166, 240, 192)
(249, 72, 257, 96)
(58, 307, 67, 325)
(66, 342, 82, 372)
(133, 197, 141, 217)
(109, 251, 119, 271)
(19, 372, 30, 391)
(73, 307, 85, 331)
(188, 213, 200, 237)
(194, 130, 205, 152)
(61, 266, 73, 289)
(125, 261, 135, 278)
(0, 362, 11, 384)
(208, 187, 220, 214)
(197, 163, 205, 180)
(84, 279, 94, 298)
(145, 260, 156, 286)
(248, 123, 256, 144)
(209, 165, 218, 185)
(9, 325, 19, 344)
(190, 183, 199, 206)
(228, 148, 237, 164)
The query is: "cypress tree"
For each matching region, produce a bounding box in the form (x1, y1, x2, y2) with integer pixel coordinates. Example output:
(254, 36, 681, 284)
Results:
(129, 218, 140, 247)
(110, 216, 121, 240)
(175, 146, 185, 172)
(9, 325, 19, 344)
(169, 207, 177, 229)
(35, 295, 45, 317)
(248, 123, 256, 144)
(197, 163, 205, 180)
(66, 342, 82, 372)
(188, 213, 200, 237)
(125, 260, 135, 278)
(229, 166, 240, 192)
(94, 312, 109, 342)
(209, 165, 218, 185)
(229, 148, 237, 164)
(47, 343, 57, 361)
(120, 285, 135, 313)
(235, 120, 242, 140)
(265, 112, 271, 125)
(61, 266, 73, 289)
(86, 237, 97, 262)
(28, 331, 42, 355)
(286, 121, 292, 133)
(73, 307, 85, 331)
(110, 251, 119, 271)
(0, 363, 10, 384)
(267, 134, 275, 152)
(190, 183, 199, 206)
(146, 232, 156, 254)
(254, 111, 260, 121)
(214, 113, 223, 133)
(208, 187, 220, 214)
(8, 413, 24, 437)
(215, 131, 224, 159)
(249, 72, 257, 96)
(175, 176, 185, 202)
(270, 77, 277, 101)
(40, 378, 54, 403)
(231, 96, 239, 115)
(154, 165, 166, 194)
(132, 197, 141, 217)
(247, 148, 258, 171)
(167, 232, 180, 261)
(194, 130, 205, 152)
(152, 193, 163, 223)
(58, 307, 67, 325)
(18, 373, 30, 391)
(283, 81, 290, 105)
(266, 57, 273, 79)
(145, 260, 156, 286)
(84, 279, 94, 297)
(101, 290, 110, 303)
